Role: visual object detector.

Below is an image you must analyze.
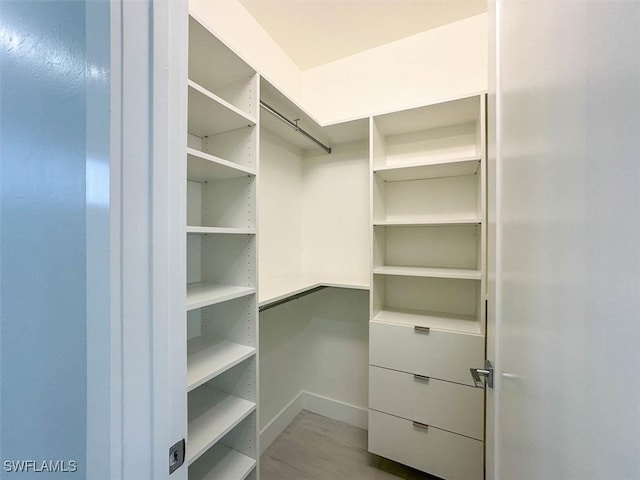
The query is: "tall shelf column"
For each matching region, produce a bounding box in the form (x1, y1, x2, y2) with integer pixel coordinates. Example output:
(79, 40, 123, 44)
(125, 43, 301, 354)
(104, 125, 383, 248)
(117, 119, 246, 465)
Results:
(368, 94, 487, 480)
(185, 13, 260, 480)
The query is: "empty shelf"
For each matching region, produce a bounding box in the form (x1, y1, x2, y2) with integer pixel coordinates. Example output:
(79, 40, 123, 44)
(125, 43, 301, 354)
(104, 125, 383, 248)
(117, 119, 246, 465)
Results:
(374, 157, 480, 182)
(189, 443, 256, 480)
(374, 265, 481, 280)
(187, 336, 256, 392)
(187, 283, 255, 311)
(188, 80, 256, 137)
(259, 274, 369, 307)
(187, 148, 256, 182)
(374, 216, 481, 226)
(373, 308, 481, 335)
(187, 391, 256, 465)
(187, 226, 255, 235)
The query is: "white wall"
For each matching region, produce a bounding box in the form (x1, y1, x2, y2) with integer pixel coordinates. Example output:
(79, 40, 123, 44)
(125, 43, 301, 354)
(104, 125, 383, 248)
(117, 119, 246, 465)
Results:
(259, 288, 369, 444)
(302, 142, 370, 284)
(303, 14, 488, 123)
(259, 299, 309, 431)
(303, 289, 369, 414)
(258, 129, 304, 287)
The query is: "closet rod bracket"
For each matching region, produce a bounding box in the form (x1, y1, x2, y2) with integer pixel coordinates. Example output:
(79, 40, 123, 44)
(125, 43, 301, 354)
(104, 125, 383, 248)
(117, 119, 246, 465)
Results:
(260, 101, 332, 154)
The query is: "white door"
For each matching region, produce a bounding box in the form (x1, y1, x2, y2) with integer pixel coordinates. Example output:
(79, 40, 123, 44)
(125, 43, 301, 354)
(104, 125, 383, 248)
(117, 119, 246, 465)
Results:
(492, 1, 640, 479)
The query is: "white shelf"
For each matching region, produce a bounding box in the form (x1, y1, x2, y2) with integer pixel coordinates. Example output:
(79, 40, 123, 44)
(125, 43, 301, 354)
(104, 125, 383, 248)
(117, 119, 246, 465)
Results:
(374, 157, 480, 182)
(187, 226, 255, 235)
(375, 95, 481, 136)
(259, 274, 369, 307)
(374, 216, 481, 226)
(187, 283, 255, 311)
(187, 148, 256, 182)
(189, 443, 256, 480)
(373, 265, 481, 280)
(187, 336, 256, 392)
(373, 308, 481, 335)
(188, 80, 256, 138)
(187, 391, 256, 465)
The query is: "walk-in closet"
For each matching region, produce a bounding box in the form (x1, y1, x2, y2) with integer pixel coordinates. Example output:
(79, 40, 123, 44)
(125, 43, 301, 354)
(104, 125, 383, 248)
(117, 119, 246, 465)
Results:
(4, 1, 639, 480)
(183, 4, 487, 479)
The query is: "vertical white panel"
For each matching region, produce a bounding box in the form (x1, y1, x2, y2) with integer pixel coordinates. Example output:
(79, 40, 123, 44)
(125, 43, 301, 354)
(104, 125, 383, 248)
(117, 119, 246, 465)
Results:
(258, 129, 304, 285)
(152, 0, 188, 479)
(485, 1, 498, 478)
(110, 0, 188, 478)
(496, 2, 640, 479)
(301, 142, 370, 284)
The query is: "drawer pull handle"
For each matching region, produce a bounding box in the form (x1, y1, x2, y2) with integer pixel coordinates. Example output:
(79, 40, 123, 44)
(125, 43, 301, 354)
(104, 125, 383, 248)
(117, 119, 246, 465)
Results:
(412, 421, 429, 431)
(413, 374, 430, 383)
(413, 326, 430, 334)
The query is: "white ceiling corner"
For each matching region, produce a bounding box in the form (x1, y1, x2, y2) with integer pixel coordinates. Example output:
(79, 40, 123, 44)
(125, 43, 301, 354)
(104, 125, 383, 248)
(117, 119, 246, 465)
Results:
(239, 0, 488, 70)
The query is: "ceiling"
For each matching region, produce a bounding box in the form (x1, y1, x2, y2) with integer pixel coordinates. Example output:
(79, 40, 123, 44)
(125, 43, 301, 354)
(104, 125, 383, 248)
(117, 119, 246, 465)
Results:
(239, 1, 488, 70)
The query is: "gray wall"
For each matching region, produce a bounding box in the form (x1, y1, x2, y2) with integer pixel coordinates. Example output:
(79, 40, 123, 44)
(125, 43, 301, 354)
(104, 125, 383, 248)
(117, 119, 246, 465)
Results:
(1, 1, 95, 476)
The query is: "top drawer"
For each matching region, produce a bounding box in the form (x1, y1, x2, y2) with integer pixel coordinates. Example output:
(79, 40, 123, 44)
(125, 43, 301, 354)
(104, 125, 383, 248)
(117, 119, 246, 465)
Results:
(369, 321, 484, 386)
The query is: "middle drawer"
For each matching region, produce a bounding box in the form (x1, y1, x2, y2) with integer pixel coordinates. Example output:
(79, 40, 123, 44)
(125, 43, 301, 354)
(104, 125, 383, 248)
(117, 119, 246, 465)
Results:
(369, 320, 484, 386)
(369, 365, 483, 440)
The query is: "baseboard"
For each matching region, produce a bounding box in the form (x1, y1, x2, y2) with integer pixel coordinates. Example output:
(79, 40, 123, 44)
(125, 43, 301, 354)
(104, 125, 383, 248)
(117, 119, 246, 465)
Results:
(259, 392, 305, 455)
(302, 391, 369, 430)
(259, 391, 368, 454)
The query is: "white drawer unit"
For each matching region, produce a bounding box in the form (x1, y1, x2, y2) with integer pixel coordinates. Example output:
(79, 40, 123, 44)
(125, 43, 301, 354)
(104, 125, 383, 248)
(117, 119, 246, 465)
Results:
(368, 95, 487, 477)
(369, 320, 484, 387)
(369, 366, 484, 440)
(369, 410, 484, 480)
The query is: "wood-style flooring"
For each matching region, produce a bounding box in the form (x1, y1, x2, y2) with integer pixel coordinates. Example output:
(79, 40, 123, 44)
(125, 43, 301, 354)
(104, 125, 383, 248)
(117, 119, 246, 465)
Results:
(260, 410, 440, 480)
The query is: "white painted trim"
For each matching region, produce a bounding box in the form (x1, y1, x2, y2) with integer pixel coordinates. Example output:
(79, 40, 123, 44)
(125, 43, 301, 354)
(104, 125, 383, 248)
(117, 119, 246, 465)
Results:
(259, 391, 368, 454)
(259, 392, 306, 454)
(107, 1, 188, 478)
(302, 392, 369, 430)
(151, 0, 188, 479)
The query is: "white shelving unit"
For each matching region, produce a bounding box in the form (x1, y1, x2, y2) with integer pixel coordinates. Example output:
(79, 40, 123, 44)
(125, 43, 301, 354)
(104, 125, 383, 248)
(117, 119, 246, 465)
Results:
(368, 94, 487, 480)
(185, 13, 259, 480)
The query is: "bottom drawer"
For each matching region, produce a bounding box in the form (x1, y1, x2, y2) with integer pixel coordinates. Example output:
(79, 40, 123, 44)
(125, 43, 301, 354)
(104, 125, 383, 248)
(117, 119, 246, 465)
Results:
(369, 366, 484, 440)
(368, 410, 483, 480)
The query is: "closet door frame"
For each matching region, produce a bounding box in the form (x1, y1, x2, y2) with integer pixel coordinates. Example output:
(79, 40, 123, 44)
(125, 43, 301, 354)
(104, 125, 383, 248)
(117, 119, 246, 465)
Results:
(92, 1, 188, 479)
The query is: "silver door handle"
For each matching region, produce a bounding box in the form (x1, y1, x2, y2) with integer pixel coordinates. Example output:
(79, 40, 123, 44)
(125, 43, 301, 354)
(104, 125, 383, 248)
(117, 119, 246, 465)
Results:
(470, 360, 494, 388)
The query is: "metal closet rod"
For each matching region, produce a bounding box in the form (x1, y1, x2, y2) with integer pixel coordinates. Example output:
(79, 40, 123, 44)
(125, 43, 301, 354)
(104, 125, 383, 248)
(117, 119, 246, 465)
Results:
(260, 101, 332, 154)
(259, 286, 328, 313)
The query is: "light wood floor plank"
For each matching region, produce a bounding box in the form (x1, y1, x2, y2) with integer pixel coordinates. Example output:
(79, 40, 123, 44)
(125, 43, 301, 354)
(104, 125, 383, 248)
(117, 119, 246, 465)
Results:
(260, 410, 440, 480)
